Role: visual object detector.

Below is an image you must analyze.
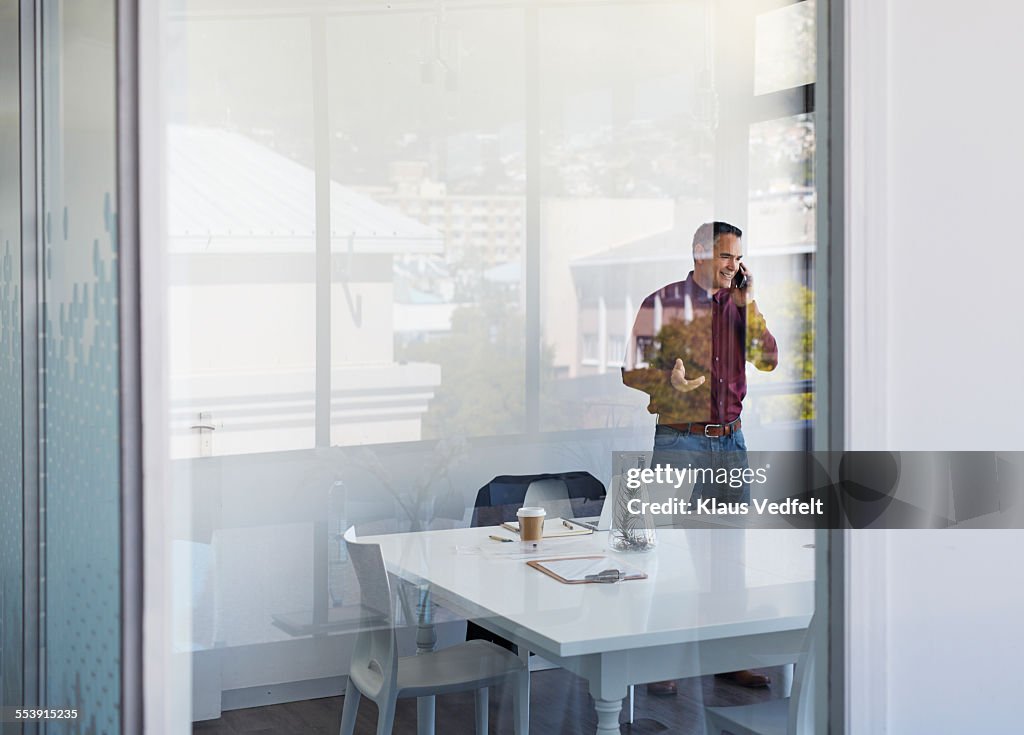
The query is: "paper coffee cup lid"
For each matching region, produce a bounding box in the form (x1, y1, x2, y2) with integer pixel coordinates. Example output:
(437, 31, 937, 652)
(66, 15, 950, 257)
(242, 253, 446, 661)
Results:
(516, 506, 546, 517)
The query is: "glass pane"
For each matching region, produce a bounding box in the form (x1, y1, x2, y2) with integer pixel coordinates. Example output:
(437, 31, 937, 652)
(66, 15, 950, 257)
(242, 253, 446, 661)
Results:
(326, 10, 526, 444)
(747, 113, 816, 439)
(755, 0, 817, 95)
(158, 2, 827, 733)
(40, 0, 121, 729)
(0, 0, 23, 722)
(537, 3, 818, 457)
(167, 18, 316, 459)
(538, 3, 711, 433)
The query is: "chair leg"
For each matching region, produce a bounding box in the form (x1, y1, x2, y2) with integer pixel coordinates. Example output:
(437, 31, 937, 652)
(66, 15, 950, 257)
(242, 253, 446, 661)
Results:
(376, 693, 398, 735)
(475, 687, 489, 735)
(416, 696, 436, 735)
(339, 679, 361, 735)
(511, 668, 530, 735)
(781, 662, 796, 698)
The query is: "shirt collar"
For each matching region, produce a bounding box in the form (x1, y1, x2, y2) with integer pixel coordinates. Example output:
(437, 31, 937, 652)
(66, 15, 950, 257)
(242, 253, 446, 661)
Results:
(684, 271, 722, 304)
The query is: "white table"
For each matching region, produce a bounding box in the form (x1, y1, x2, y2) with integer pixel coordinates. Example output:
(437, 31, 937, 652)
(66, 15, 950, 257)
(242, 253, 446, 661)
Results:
(363, 527, 815, 734)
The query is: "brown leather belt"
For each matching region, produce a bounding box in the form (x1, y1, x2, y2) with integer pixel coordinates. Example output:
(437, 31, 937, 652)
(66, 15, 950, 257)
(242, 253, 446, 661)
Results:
(659, 418, 741, 438)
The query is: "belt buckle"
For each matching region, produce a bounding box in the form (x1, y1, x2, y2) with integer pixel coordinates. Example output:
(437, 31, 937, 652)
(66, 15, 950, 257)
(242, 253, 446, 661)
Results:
(704, 423, 723, 437)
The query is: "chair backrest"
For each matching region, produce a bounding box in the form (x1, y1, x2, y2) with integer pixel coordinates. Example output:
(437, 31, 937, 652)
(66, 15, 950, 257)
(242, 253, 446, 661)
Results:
(342, 527, 398, 698)
(524, 478, 572, 519)
(788, 614, 818, 735)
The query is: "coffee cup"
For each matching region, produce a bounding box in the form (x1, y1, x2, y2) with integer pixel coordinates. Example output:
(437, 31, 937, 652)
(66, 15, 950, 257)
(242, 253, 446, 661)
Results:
(516, 507, 546, 542)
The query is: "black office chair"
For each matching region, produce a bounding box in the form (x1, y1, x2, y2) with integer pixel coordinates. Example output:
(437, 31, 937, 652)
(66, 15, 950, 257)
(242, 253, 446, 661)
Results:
(467, 471, 606, 652)
(469, 471, 605, 528)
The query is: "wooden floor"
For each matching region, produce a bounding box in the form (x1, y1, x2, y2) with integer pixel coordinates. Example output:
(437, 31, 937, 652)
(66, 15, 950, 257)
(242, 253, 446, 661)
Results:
(193, 665, 786, 734)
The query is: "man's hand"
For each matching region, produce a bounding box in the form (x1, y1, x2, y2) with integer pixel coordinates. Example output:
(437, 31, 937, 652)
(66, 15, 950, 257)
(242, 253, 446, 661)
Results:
(731, 263, 755, 307)
(670, 358, 705, 393)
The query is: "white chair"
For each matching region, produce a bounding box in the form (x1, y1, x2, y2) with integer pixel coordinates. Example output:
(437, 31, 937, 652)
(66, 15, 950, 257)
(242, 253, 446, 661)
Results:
(523, 478, 573, 520)
(703, 617, 817, 735)
(339, 528, 530, 735)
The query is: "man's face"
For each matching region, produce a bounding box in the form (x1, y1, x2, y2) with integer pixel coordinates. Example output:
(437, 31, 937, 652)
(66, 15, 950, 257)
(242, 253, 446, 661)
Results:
(696, 233, 743, 290)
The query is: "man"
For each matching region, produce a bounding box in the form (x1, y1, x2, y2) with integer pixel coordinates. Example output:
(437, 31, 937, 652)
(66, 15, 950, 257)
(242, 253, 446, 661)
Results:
(622, 221, 778, 694)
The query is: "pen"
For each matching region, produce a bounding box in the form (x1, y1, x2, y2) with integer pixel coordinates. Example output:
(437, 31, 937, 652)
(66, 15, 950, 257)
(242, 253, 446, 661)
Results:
(489, 535, 514, 543)
(563, 520, 574, 530)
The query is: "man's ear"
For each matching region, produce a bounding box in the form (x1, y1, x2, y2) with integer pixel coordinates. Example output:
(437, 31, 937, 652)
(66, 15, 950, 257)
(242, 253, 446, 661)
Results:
(693, 243, 709, 262)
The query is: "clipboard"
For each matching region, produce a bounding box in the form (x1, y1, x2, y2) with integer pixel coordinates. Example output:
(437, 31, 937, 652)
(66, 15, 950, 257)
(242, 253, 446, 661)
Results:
(526, 555, 648, 584)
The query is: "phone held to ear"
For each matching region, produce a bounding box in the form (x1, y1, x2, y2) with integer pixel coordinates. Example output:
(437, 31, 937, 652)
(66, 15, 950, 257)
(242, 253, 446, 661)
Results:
(732, 267, 747, 289)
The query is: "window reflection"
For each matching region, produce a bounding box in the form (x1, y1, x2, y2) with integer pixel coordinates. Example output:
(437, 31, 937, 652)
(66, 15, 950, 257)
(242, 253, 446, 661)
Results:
(755, 0, 817, 96)
(167, 1, 819, 456)
(328, 9, 527, 442)
(747, 113, 816, 431)
(163, 2, 824, 725)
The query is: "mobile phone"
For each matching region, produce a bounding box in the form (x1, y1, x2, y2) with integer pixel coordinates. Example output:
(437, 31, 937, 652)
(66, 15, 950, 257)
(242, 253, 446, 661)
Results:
(732, 267, 748, 289)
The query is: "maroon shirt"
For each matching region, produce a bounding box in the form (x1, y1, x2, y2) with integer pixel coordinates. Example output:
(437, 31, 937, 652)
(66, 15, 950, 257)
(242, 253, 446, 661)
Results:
(622, 272, 778, 424)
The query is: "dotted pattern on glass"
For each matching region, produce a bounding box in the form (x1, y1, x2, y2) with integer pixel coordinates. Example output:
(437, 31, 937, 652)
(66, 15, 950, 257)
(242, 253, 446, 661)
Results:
(0, 234, 24, 729)
(41, 192, 121, 734)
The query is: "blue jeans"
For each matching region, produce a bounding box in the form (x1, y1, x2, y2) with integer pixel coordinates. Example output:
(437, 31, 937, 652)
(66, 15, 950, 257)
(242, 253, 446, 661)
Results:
(650, 424, 752, 504)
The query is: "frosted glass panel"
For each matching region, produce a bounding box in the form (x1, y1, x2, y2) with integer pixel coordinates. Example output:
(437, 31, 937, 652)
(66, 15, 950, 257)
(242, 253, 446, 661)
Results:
(0, 0, 23, 724)
(40, 0, 121, 730)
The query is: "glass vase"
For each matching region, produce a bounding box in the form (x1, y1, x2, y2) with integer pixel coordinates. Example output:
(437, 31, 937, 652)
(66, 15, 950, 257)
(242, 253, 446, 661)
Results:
(610, 453, 658, 552)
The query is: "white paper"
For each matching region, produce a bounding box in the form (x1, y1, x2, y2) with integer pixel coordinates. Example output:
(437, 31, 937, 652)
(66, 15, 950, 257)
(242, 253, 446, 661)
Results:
(533, 556, 645, 582)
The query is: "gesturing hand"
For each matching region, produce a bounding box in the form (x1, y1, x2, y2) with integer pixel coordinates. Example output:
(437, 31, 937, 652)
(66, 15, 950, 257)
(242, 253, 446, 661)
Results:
(670, 358, 706, 393)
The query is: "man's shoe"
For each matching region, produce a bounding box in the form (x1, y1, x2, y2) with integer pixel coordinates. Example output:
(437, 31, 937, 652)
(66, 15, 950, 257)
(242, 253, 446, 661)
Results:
(715, 670, 770, 688)
(646, 680, 678, 696)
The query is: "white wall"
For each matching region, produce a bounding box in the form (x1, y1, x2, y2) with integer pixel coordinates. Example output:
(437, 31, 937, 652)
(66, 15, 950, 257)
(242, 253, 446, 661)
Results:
(846, 1, 1024, 732)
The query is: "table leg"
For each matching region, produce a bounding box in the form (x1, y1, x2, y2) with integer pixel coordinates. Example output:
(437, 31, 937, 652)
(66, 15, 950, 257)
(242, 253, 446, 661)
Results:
(413, 584, 436, 735)
(593, 698, 622, 734)
(516, 645, 531, 735)
(588, 656, 627, 735)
